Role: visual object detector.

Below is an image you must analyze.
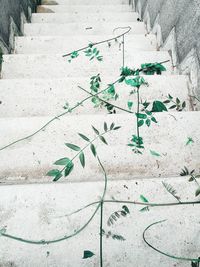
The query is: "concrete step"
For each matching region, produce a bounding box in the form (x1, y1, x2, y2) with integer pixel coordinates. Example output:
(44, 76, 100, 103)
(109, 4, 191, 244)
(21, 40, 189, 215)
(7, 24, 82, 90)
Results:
(1, 51, 172, 79)
(37, 5, 133, 13)
(31, 12, 139, 23)
(41, 0, 130, 5)
(0, 177, 199, 267)
(15, 35, 157, 55)
(24, 22, 146, 36)
(0, 76, 191, 117)
(0, 112, 199, 183)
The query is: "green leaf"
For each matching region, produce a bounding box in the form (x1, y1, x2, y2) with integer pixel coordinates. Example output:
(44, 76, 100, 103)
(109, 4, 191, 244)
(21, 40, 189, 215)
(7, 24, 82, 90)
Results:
(169, 105, 177, 109)
(110, 122, 115, 130)
(127, 101, 133, 110)
(163, 99, 170, 104)
(145, 110, 152, 116)
(99, 135, 108, 145)
(104, 122, 108, 132)
(53, 172, 63, 182)
(79, 152, 85, 168)
(195, 187, 200, 197)
(70, 51, 79, 59)
(140, 195, 149, 203)
(186, 137, 194, 146)
(140, 206, 149, 212)
(145, 119, 151, 127)
(78, 133, 90, 142)
(120, 210, 127, 216)
(122, 205, 130, 214)
(112, 234, 126, 241)
(182, 101, 186, 109)
(136, 113, 147, 119)
(46, 169, 60, 177)
(138, 120, 144, 127)
(92, 125, 99, 135)
(150, 150, 161, 157)
(152, 101, 168, 112)
(90, 144, 97, 157)
(113, 126, 121, 130)
(83, 250, 95, 259)
(54, 157, 71, 166)
(64, 161, 74, 177)
(151, 117, 157, 123)
(65, 143, 80, 151)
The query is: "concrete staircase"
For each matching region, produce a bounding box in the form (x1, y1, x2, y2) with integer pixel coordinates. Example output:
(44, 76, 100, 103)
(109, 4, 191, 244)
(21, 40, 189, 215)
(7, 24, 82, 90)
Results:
(0, 1, 200, 266)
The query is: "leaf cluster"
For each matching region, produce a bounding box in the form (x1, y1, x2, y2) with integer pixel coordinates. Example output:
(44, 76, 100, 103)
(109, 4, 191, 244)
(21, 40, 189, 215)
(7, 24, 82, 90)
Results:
(84, 44, 103, 61)
(107, 205, 130, 226)
(125, 76, 147, 88)
(141, 62, 166, 75)
(102, 229, 125, 241)
(139, 195, 150, 212)
(136, 110, 157, 128)
(163, 94, 186, 111)
(47, 122, 121, 181)
(162, 181, 181, 202)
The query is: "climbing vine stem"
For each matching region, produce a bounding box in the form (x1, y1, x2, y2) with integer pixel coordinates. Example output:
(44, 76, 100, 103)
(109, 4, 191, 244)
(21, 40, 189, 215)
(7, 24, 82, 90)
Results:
(100, 201, 104, 267)
(143, 220, 200, 263)
(62, 26, 131, 58)
(0, 60, 169, 152)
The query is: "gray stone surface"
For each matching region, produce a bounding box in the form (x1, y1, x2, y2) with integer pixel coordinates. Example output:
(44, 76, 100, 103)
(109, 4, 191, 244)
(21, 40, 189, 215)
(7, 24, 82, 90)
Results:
(135, 0, 200, 100)
(0, 0, 37, 52)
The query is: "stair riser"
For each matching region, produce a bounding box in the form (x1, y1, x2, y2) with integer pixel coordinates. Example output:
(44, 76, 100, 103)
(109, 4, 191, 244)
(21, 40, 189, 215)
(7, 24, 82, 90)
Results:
(15, 35, 157, 54)
(37, 5, 133, 13)
(41, 0, 130, 5)
(24, 22, 146, 36)
(0, 76, 190, 117)
(31, 12, 139, 23)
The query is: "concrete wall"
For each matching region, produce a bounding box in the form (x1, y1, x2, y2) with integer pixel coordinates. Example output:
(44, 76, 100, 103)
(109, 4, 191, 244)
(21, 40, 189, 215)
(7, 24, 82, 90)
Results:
(0, 0, 38, 54)
(134, 0, 200, 105)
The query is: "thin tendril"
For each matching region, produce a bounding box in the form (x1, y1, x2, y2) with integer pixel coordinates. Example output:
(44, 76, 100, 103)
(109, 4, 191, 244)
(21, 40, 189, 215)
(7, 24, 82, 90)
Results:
(62, 27, 131, 57)
(143, 220, 200, 262)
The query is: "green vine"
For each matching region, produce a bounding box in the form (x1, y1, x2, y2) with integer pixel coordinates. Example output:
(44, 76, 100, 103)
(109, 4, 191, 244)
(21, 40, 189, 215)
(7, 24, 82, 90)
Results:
(0, 29, 197, 267)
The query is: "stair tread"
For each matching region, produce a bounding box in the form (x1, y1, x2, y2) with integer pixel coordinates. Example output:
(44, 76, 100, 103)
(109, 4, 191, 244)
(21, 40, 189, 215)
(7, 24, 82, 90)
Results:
(31, 12, 140, 23)
(1, 51, 172, 79)
(0, 112, 199, 182)
(0, 177, 198, 266)
(15, 34, 157, 54)
(0, 75, 191, 117)
(37, 4, 133, 13)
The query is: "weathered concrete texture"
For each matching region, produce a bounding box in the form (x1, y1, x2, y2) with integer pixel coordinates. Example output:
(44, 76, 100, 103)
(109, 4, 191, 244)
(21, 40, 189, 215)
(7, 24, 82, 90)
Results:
(0, 0, 37, 53)
(145, 0, 165, 28)
(0, 112, 200, 183)
(159, 0, 188, 44)
(176, 0, 200, 62)
(0, 178, 200, 266)
(135, 0, 200, 101)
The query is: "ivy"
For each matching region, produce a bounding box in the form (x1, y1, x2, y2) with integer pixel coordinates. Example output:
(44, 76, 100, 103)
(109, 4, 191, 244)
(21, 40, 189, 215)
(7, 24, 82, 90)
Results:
(128, 135, 144, 154)
(107, 205, 130, 226)
(141, 62, 166, 75)
(84, 44, 103, 61)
